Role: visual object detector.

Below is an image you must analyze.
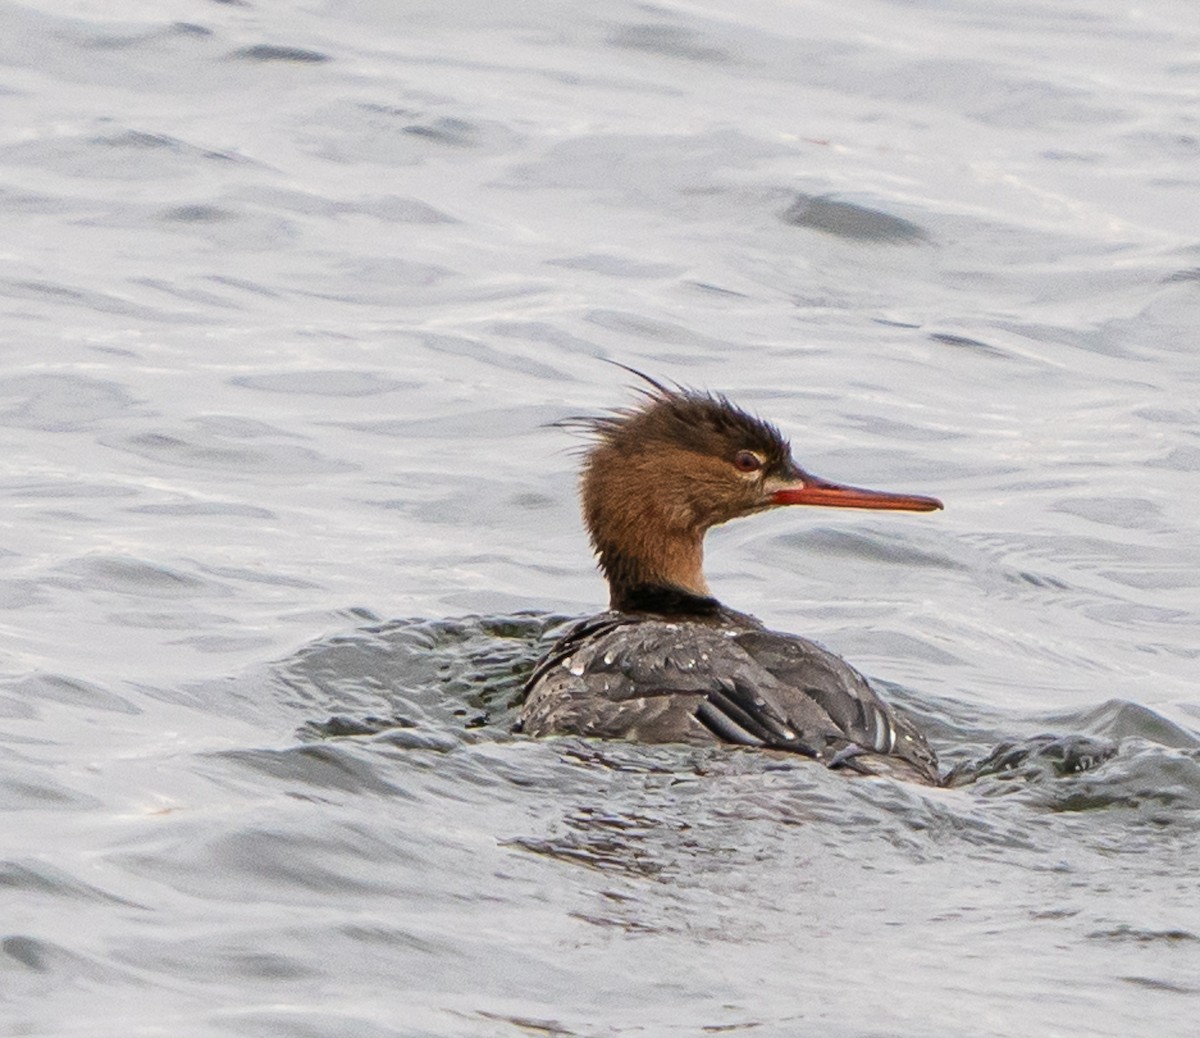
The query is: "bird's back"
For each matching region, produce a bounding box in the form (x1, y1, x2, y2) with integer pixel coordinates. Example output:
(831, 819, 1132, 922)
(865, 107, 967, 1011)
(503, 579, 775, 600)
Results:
(520, 608, 940, 785)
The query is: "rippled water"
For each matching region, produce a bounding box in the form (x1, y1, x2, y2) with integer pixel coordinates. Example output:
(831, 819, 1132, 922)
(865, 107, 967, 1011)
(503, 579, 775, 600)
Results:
(3, 0, 1200, 1035)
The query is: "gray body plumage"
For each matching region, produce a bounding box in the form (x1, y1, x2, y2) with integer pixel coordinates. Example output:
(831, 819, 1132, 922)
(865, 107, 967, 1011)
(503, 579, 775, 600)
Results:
(521, 606, 940, 784)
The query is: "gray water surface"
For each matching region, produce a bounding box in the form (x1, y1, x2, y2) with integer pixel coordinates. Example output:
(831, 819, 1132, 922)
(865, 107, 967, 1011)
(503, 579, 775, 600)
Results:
(3, 1, 1199, 1035)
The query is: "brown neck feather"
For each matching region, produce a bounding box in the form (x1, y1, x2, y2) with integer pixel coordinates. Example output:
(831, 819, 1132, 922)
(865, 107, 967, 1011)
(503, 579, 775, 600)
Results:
(582, 445, 713, 610)
(595, 532, 709, 610)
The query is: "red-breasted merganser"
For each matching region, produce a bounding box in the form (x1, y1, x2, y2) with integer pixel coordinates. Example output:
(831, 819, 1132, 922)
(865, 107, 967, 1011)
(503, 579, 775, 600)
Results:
(519, 376, 944, 784)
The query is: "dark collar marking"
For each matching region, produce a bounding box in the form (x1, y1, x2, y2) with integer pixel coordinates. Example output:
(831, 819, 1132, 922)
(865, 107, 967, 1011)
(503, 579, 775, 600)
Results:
(614, 584, 723, 617)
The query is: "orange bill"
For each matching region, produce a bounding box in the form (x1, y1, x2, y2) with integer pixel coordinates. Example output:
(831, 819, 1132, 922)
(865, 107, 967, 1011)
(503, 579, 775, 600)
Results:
(772, 475, 943, 512)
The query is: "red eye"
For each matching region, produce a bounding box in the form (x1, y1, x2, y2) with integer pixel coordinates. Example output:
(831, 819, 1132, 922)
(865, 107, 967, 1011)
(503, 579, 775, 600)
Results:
(734, 450, 762, 473)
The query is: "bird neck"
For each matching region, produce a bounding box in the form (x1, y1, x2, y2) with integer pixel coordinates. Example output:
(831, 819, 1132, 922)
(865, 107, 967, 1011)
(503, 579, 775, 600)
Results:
(581, 443, 726, 613)
(595, 530, 711, 612)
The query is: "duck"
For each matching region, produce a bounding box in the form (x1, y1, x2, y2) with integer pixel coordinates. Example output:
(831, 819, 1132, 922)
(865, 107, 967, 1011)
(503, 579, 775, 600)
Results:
(519, 374, 944, 784)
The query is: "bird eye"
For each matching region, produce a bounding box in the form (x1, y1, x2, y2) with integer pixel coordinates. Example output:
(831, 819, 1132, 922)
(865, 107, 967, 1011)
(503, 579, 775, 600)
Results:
(733, 450, 763, 473)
